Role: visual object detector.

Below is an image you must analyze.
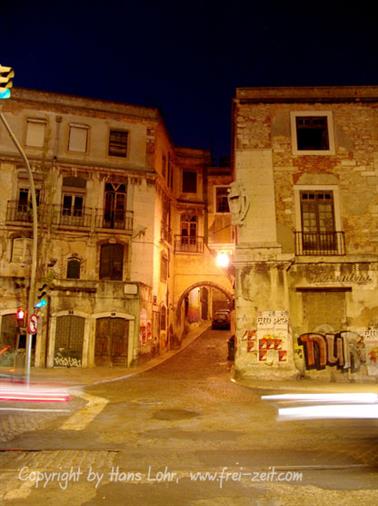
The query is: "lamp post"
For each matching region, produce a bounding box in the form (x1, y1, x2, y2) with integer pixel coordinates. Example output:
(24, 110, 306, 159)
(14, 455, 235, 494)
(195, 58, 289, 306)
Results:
(0, 111, 38, 385)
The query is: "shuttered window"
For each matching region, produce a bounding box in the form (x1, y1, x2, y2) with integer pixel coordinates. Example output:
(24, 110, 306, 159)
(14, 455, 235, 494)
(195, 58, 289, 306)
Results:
(68, 124, 88, 152)
(25, 119, 46, 147)
(108, 130, 128, 157)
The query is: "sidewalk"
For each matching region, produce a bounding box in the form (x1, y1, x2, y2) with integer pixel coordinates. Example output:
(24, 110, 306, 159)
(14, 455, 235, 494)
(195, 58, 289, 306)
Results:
(0, 323, 211, 389)
(232, 375, 378, 393)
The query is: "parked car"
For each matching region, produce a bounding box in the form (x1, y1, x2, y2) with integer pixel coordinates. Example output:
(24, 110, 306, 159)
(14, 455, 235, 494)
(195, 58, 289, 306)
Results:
(211, 310, 231, 330)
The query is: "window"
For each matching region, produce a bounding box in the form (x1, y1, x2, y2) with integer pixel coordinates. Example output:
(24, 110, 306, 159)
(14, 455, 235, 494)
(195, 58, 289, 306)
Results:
(301, 191, 335, 233)
(67, 258, 81, 279)
(99, 243, 124, 280)
(291, 112, 335, 155)
(17, 188, 41, 217)
(215, 186, 230, 213)
(182, 170, 197, 193)
(61, 177, 86, 222)
(108, 130, 128, 157)
(161, 198, 171, 242)
(25, 119, 46, 147)
(68, 124, 88, 153)
(11, 238, 32, 263)
(160, 305, 167, 331)
(63, 195, 83, 217)
(181, 214, 197, 242)
(299, 191, 338, 254)
(103, 182, 126, 228)
(160, 253, 168, 282)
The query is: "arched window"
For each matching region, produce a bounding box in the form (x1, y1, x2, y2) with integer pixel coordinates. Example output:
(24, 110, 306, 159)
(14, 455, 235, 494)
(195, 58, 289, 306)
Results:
(67, 257, 81, 279)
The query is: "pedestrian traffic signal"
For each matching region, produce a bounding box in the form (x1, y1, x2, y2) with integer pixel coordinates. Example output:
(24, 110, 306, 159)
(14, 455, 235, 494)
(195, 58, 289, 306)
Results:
(0, 64, 15, 100)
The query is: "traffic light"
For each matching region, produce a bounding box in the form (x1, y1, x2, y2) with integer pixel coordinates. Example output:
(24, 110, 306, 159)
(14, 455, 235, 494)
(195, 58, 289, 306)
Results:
(35, 283, 49, 309)
(16, 307, 25, 327)
(0, 64, 15, 99)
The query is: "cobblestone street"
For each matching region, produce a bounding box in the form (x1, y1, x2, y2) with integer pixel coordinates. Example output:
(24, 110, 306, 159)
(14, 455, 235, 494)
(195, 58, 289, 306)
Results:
(0, 329, 377, 505)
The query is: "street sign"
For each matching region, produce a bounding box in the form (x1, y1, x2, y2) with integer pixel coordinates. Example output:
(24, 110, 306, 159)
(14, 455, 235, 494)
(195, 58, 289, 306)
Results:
(28, 313, 38, 334)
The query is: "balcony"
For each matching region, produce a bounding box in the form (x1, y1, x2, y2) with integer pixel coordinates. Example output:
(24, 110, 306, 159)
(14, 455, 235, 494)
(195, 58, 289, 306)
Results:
(95, 209, 133, 233)
(174, 235, 204, 253)
(295, 231, 346, 256)
(52, 205, 92, 228)
(6, 201, 39, 224)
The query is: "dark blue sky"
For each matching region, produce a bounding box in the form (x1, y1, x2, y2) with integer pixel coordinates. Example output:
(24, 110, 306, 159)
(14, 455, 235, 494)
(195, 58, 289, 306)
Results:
(2, 0, 377, 162)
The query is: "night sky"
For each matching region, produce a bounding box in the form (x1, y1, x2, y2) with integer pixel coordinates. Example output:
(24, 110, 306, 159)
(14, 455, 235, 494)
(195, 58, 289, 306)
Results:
(2, 0, 378, 162)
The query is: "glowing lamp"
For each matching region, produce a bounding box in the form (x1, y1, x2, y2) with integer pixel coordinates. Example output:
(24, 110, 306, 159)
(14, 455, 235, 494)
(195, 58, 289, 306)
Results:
(216, 251, 230, 268)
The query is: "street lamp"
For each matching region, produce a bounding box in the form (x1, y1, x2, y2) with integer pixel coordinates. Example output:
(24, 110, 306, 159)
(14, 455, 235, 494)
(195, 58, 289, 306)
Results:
(0, 67, 38, 384)
(216, 251, 231, 268)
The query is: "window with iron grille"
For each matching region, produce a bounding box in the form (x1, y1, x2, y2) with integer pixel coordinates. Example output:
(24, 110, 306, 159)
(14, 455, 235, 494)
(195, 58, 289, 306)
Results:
(108, 130, 128, 157)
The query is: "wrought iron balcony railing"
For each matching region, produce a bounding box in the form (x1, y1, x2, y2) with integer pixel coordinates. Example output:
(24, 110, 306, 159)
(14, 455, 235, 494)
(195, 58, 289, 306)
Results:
(5, 201, 42, 223)
(95, 209, 133, 232)
(295, 231, 346, 256)
(174, 235, 204, 253)
(52, 205, 92, 228)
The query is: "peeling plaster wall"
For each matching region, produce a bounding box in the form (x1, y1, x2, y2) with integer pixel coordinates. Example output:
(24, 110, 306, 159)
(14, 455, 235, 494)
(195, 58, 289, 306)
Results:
(233, 87, 378, 381)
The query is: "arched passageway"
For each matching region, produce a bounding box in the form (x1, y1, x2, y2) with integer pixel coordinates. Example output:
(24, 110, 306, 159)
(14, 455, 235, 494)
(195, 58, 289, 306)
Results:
(175, 281, 234, 334)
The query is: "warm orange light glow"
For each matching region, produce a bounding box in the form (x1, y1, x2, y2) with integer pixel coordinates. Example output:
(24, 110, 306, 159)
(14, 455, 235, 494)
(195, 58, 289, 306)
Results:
(216, 251, 230, 268)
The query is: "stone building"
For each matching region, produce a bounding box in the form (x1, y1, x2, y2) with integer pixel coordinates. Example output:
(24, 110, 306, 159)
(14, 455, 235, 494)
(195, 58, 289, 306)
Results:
(0, 88, 232, 369)
(232, 86, 378, 382)
(172, 149, 234, 335)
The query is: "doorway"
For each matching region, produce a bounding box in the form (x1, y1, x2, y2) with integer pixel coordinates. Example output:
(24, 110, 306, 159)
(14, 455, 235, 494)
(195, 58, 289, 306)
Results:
(95, 317, 129, 366)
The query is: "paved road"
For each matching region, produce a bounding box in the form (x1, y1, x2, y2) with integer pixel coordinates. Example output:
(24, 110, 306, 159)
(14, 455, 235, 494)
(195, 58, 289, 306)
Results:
(0, 329, 377, 505)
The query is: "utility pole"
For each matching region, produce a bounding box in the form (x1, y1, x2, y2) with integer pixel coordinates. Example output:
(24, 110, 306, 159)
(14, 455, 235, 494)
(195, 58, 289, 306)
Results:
(0, 64, 38, 384)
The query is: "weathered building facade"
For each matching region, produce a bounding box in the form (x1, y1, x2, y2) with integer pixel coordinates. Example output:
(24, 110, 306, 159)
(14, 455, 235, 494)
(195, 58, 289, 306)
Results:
(232, 86, 378, 382)
(0, 88, 232, 369)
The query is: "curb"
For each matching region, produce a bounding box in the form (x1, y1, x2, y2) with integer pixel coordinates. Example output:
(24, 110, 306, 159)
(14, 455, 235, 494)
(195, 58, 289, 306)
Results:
(0, 323, 211, 390)
(230, 376, 378, 393)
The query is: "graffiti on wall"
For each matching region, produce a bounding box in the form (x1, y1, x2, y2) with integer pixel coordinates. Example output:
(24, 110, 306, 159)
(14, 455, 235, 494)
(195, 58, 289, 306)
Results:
(54, 350, 82, 368)
(361, 328, 378, 376)
(244, 311, 289, 364)
(297, 329, 378, 375)
(139, 308, 152, 344)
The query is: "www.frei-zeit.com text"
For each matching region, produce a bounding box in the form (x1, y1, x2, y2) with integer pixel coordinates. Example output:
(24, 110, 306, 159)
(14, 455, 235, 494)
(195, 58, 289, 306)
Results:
(18, 465, 303, 490)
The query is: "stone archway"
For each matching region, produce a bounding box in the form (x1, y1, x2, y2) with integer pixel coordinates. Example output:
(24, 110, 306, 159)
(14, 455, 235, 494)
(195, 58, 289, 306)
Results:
(176, 281, 234, 322)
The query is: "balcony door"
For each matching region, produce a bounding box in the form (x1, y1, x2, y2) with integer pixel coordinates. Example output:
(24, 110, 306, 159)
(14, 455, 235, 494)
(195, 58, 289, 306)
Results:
(300, 191, 336, 253)
(180, 214, 197, 247)
(104, 183, 126, 229)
